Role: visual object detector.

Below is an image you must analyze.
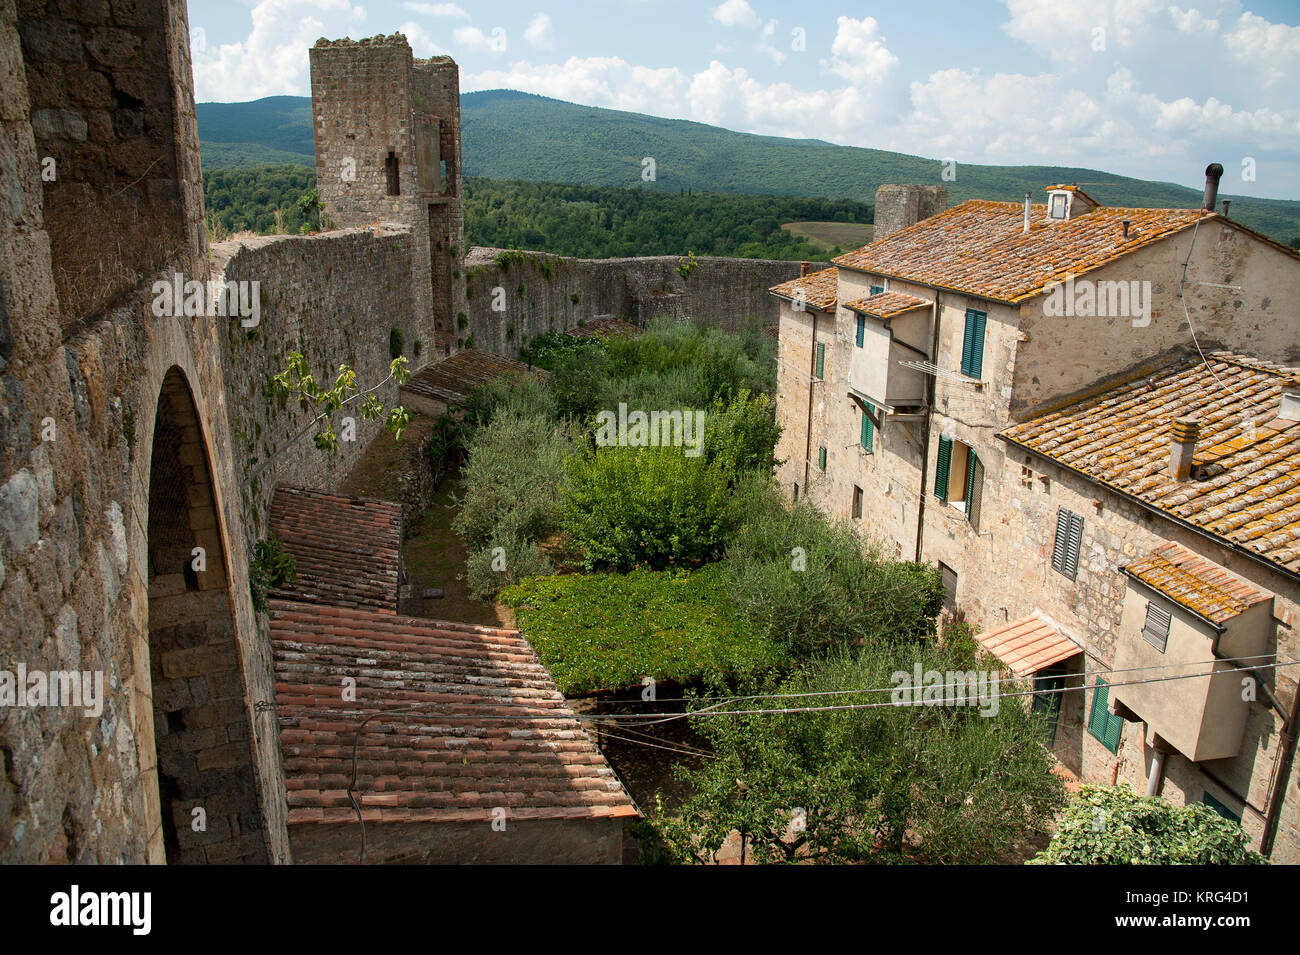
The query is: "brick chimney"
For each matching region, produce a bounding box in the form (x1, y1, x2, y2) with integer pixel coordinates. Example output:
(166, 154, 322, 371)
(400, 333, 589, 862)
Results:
(800, 261, 811, 277)
(1168, 417, 1200, 481)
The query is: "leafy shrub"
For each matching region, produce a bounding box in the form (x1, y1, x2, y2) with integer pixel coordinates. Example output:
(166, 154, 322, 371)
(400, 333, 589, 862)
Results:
(460, 375, 559, 437)
(500, 564, 787, 695)
(452, 411, 574, 557)
(653, 641, 1067, 864)
(249, 533, 296, 614)
(1030, 783, 1266, 865)
(465, 537, 555, 601)
(523, 330, 605, 372)
(725, 477, 944, 656)
(560, 445, 734, 571)
(421, 412, 465, 489)
(702, 388, 781, 481)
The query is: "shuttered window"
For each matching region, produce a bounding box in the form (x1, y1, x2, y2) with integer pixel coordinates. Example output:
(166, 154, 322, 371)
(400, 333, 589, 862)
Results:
(1202, 792, 1242, 824)
(1051, 507, 1084, 581)
(855, 314, 865, 347)
(1087, 677, 1123, 753)
(1142, 601, 1172, 652)
(818, 445, 827, 471)
(869, 284, 884, 296)
(966, 452, 984, 531)
(815, 341, 825, 379)
(861, 404, 874, 452)
(934, 436, 952, 500)
(960, 308, 987, 379)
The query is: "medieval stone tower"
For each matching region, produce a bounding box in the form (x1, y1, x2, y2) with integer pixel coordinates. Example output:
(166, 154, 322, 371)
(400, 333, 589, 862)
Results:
(309, 35, 466, 356)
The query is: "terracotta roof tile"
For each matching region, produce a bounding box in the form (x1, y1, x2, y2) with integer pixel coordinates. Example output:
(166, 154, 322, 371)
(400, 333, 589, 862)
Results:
(833, 200, 1209, 303)
(844, 290, 930, 319)
(1001, 353, 1300, 576)
(270, 600, 639, 826)
(403, 350, 550, 407)
(1124, 541, 1272, 624)
(270, 487, 403, 613)
(769, 267, 839, 312)
(976, 612, 1082, 677)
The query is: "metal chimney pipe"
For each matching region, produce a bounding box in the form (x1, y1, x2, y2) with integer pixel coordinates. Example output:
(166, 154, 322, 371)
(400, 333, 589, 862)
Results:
(1023, 193, 1031, 233)
(1122, 219, 1131, 240)
(1203, 163, 1224, 212)
(1221, 199, 1230, 217)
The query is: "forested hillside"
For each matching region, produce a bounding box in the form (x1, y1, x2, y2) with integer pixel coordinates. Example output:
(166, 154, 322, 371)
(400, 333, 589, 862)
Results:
(202, 170, 870, 258)
(196, 92, 1300, 243)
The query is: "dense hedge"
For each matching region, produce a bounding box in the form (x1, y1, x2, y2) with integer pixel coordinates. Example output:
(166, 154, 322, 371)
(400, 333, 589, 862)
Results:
(500, 564, 788, 695)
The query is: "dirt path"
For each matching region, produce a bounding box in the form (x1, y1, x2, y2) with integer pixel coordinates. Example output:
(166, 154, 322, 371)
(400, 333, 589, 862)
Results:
(340, 416, 507, 627)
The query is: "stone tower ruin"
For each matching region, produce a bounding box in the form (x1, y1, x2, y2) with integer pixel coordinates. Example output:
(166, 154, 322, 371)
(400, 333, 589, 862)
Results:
(309, 35, 465, 356)
(873, 184, 949, 240)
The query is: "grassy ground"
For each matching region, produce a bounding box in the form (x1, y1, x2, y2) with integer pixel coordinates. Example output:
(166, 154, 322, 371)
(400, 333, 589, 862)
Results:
(781, 220, 874, 253)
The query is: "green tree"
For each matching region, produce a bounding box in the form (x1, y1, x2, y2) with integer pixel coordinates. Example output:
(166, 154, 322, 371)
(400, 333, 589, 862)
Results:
(560, 445, 734, 571)
(1030, 783, 1266, 865)
(653, 642, 1067, 864)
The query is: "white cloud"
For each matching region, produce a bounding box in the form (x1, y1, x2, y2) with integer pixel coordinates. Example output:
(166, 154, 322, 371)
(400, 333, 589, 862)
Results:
(399, 20, 446, 57)
(1224, 12, 1300, 86)
(524, 12, 556, 50)
(1169, 6, 1218, 35)
(191, 0, 367, 102)
(756, 19, 784, 65)
(712, 0, 761, 29)
(403, 2, 468, 16)
(822, 16, 897, 86)
(466, 57, 688, 115)
(454, 24, 507, 52)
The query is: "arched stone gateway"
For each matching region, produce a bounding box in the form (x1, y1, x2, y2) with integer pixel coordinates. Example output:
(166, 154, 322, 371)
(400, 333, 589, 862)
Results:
(142, 368, 267, 864)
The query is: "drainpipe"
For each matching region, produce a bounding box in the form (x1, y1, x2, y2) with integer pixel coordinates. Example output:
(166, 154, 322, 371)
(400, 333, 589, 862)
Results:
(1146, 738, 1168, 797)
(914, 291, 941, 562)
(1261, 680, 1300, 857)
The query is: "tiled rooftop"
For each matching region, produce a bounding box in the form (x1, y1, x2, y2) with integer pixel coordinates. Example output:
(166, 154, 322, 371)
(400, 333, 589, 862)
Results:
(833, 200, 1209, 303)
(1125, 541, 1272, 625)
(403, 350, 549, 407)
(270, 486, 403, 613)
(844, 290, 930, 319)
(271, 599, 638, 826)
(975, 612, 1082, 677)
(566, 316, 643, 339)
(1001, 352, 1300, 576)
(769, 267, 839, 312)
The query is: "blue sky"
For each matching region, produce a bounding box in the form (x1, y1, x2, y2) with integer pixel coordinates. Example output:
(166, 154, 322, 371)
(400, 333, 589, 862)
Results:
(187, 1, 1300, 199)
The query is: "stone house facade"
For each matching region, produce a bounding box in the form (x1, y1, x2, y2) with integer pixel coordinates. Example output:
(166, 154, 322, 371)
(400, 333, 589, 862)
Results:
(773, 180, 1300, 860)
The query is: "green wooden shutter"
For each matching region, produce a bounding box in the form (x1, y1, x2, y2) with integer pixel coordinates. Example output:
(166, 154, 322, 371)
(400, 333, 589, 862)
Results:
(855, 315, 865, 347)
(1066, 512, 1083, 579)
(1051, 508, 1070, 575)
(818, 445, 827, 471)
(1088, 678, 1122, 753)
(1087, 678, 1110, 741)
(869, 284, 884, 296)
(815, 341, 825, 379)
(961, 309, 986, 378)
(861, 405, 874, 452)
(966, 453, 983, 531)
(1051, 508, 1083, 581)
(934, 436, 952, 500)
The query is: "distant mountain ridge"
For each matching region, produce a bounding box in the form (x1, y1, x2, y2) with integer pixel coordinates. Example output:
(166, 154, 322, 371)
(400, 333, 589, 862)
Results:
(196, 91, 1300, 242)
